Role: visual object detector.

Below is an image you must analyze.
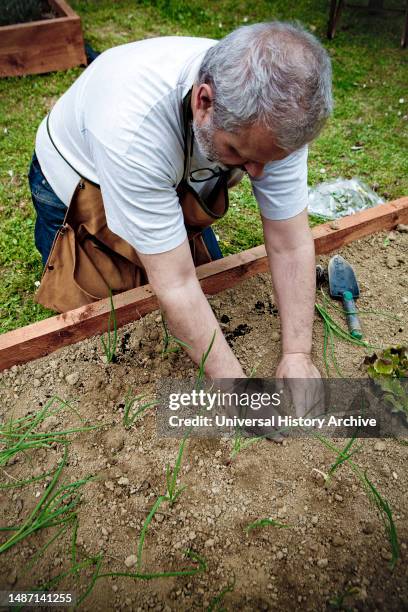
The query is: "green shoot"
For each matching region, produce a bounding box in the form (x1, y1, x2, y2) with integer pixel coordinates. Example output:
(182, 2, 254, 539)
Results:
(315, 304, 371, 348)
(137, 434, 189, 569)
(248, 363, 259, 377)
(14, 503, 102, 608)
(38, 554, 103, 598)
(328, 587, 360, 611)
(123, 390, 158, 429)
(0, 396, 100, 492)
(0, 467, 56, 491)
(316, 434, 399, 568)
(100, 288, 118, 363)
(207, 576, 236, 611)
(165, 434, 188, 505)
(133, 332, 217, 575)
(35, 516, 103, 606)
(326, 435, 361, 485)
(316, 289, 397, 376)
(245, 518, 290, 533)
(316, 301, 371, 377)
(98, 549, 207, 581)
(137, 495, 167, 569)
(230, 428, 264, 460)
(76, 555, 104, 607)
(23, 522, 70, 574)
(321, 289, 402, 322)
(197, 330, 216, 386)
(161, 312, 192, 355)
(0, 447, 93, 555)
(363, 472, 399, 569)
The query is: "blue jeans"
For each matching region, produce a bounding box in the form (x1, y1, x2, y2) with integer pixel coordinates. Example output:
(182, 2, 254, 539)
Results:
(28, 153, 68, 266)
(28, 153, 223, 266)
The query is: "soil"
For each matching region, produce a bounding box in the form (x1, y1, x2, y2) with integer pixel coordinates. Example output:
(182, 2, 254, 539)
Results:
(0, 1, 57, 27)
(0, 229, 407, 611)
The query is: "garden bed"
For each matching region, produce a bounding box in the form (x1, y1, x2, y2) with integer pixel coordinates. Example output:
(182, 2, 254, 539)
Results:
(0, 0, 86, 77)
(0, 230, 407, 610)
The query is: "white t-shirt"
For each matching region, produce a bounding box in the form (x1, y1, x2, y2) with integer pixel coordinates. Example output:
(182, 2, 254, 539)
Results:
(35, 36, 309, 255)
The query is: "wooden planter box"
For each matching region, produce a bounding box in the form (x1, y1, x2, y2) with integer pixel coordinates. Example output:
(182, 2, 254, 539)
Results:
(0, 196, 407, 371)
(0, 0, 86, 77)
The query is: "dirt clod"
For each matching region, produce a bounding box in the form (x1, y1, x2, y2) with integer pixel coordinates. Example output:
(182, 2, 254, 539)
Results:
(66, 372, 80, 385)
(124, 555, 138, 568)
(374, 441, 386, 451)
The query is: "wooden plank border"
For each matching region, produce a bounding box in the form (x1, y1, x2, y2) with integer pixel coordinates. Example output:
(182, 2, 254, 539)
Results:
(0, 0, 86, 78)
(1, 197, 407, 371)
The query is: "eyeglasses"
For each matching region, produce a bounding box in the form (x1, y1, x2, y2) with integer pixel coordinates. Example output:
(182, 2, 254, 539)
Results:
(189, 167, 228, 183)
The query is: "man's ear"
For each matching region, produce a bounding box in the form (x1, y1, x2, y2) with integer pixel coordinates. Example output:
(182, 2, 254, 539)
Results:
(196, 83, 213, 111)
(192, 83, 214, 122)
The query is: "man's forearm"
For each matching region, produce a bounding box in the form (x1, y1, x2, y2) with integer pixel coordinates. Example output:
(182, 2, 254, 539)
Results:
(156, 277, 244, 378)
(267, 235, 316, 355)
(137, 240, 244, 378)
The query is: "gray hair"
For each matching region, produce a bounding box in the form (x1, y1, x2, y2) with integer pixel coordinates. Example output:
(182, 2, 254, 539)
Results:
(197, 22, 333, 151)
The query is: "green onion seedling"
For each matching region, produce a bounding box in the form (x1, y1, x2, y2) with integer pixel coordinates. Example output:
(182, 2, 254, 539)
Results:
(123, 390, 158, 429)
(0, 397, 99, 489)
(207, 576, 236, 611)
(161, 312, 192, 355)
(244, 518, 290, 533)
(230, 428, 264, 460)
(0, 447, 93, 555)
(100, 289, 118, 363)
(316, 434, 399, 568)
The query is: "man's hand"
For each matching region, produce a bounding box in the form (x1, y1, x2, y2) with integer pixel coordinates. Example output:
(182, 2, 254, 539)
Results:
(276, 352, 320, 379)
(276, 353, 324, 419)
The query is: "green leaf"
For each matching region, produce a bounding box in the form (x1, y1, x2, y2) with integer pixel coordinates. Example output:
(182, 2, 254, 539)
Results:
(373, 359, 394, 375)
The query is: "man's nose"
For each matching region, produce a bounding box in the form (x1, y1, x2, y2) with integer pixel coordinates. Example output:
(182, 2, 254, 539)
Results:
(244, 162, 265, 178)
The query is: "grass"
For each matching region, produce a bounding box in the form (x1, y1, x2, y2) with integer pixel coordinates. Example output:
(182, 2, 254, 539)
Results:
(1, 0, 407, 332)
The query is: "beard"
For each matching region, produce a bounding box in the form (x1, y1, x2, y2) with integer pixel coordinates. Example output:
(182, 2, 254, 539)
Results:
(192, 117, 229, 170)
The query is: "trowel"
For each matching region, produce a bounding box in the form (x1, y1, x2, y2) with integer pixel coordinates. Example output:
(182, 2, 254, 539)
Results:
(328, 255, 363, 339)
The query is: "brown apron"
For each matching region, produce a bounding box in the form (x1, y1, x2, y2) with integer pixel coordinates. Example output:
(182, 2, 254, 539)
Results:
(35, 91, 241, 313)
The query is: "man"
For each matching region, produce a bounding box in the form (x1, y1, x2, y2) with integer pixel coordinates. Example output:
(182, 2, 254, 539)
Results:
(29, 21, 332, 381)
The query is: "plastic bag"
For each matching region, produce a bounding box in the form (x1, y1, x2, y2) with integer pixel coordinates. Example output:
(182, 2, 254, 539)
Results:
(308, 178, 383, 220)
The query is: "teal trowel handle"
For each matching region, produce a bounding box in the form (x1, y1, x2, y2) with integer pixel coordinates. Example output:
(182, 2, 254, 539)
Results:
(342, 290, 362, 339)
